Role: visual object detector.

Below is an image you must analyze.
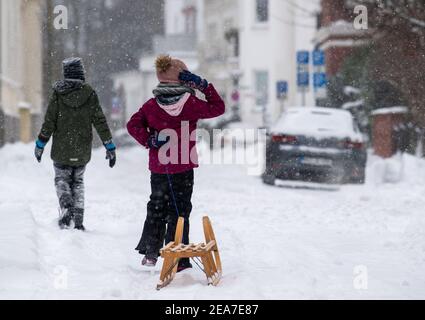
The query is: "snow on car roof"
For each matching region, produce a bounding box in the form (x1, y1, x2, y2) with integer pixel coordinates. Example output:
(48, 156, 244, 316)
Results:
(271, 107, 362, 141)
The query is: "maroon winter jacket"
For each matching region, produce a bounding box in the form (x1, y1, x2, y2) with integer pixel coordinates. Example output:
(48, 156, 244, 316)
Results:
(127, 84, 225, 174)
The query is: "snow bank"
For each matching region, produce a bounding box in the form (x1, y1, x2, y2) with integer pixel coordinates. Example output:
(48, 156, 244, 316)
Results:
(367, 152, 425, 185)
(0, 203, 47, 299)
(0, 204, 37, 268)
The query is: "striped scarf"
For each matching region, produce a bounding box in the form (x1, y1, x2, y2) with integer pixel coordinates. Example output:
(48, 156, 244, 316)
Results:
(152, 83, 195, 106)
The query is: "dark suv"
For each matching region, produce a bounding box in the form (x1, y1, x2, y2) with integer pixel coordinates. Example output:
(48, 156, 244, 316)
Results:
(262, 107, 367, 185)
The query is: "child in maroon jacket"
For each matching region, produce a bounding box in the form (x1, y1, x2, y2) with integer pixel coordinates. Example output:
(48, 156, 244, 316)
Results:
(127, 55, 225, 270)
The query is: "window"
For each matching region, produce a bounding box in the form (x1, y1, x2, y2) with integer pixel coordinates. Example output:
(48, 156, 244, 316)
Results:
(256, 0, 269, 23)
(183, 5, 196, 34)
(255, 71, 269, 106)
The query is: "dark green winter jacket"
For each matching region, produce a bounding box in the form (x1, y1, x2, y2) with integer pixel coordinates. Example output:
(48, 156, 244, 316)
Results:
(38, 80, 112, 167)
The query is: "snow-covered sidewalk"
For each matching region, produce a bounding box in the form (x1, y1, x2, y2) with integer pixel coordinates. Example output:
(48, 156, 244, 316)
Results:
(1, 143, 424, 299)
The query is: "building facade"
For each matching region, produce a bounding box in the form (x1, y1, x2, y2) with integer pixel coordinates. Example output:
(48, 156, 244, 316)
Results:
(114, 0, 320, 129)
(314, 0, 371, 77)
(0, 0, 43, 146)
(197, 0, 240, 124)
(238, 0, 296, 126)
(199, 0, 319, 128)
(112, 0, 203, 122)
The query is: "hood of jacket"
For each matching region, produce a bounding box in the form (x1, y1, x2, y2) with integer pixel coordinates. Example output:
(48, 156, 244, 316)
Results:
(53, 79, 94, 108)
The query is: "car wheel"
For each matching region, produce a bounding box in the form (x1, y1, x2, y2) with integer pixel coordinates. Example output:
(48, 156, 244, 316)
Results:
(262, 173, 276, 186)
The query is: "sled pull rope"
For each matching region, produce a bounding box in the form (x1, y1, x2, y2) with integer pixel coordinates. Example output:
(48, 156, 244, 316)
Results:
(191, 257, 207, 275)
(165, 166, 180, 218)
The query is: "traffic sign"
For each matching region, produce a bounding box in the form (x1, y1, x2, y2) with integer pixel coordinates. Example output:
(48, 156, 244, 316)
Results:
(313, 50, 325, 66)
(276, 81, 288, 99)
(313, 72, 327, 89)
(231, 90, 240, 102)
(297, 51, 309, 65)
(297, 51, 310, 90)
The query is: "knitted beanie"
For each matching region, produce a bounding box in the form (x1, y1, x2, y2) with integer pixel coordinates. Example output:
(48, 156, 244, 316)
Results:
(155, 55, 188, 84)
(63, 57, 85, 81)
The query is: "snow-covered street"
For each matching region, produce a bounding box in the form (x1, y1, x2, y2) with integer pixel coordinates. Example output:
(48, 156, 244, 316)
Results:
(1, 143, 425, 299)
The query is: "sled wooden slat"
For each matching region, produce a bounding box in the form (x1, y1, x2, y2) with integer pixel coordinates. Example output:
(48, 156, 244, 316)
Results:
(203, 240, 216, 252)
(171, 243, 185, 252)
(156, 216, 222, 290)
(162, 241, 175, 251)
(192, 243, 204, 251)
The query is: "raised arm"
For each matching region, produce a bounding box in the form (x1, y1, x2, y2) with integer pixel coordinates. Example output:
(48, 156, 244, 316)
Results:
(191, 84, 226, 120)
(178, 71, 225, 120)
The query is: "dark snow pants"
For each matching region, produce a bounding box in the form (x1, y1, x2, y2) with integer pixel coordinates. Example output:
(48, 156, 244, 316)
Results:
(136, 170, 194, 262)
(54, 163, 86, 225)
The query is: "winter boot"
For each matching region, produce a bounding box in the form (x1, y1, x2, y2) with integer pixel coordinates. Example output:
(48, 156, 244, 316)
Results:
(72, 208, 85, 231)
(142, 256, 158, 267)
(58, 208, 73, 229)
(75, 225, 86, 231)
(177, 258, 193, 273)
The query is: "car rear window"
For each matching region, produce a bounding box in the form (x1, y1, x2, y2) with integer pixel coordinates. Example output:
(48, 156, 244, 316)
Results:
(272, 108, 357, 139)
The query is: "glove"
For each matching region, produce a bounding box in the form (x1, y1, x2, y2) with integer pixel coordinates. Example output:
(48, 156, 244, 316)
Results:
(178, 70, 209, 92)
(147, 132, 170, 149)
(34, 140, 46, 163)
(104, 140, 116, 168)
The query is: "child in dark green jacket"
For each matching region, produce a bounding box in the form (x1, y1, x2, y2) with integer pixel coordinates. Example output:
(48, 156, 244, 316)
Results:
(35, 58, 116, 230)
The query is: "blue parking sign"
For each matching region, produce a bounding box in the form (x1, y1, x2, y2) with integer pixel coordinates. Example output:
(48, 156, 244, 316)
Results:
(297, 51, 309, 65)
(276, 81, 288, 99)
(313, 72, 327, 88)
(313, 50, 325, 66)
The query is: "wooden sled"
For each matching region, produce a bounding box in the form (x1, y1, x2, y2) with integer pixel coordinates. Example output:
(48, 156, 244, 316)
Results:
(156, 216, 222, 290)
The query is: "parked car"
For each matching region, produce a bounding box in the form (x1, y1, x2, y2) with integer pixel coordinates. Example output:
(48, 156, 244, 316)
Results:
(262, 107, 367, 185)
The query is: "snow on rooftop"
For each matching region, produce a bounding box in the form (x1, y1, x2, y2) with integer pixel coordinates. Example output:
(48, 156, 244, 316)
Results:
(371, 106, 408, 116)
(344, 86, 361, 95)
(342, 99, 364, 110)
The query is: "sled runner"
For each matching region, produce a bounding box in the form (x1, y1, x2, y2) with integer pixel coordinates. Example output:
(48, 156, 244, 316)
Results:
(156, 216, 222, 290)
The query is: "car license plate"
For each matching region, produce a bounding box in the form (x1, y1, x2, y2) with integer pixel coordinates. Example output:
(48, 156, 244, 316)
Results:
(301, 157, 332, 166)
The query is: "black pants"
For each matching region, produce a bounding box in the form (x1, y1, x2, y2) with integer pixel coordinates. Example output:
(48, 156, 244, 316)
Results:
(136, 170, 194, 260)
(54, 163, 86, 225)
